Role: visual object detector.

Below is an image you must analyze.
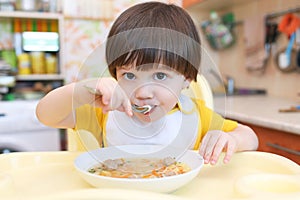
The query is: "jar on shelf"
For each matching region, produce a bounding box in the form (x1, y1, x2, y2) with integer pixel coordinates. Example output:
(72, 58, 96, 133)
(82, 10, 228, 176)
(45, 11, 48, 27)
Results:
(30, 51, 45, 74)
(17, 53, 31, 75)
(45, 53, 57, 74)
(15, 0, 40, 11)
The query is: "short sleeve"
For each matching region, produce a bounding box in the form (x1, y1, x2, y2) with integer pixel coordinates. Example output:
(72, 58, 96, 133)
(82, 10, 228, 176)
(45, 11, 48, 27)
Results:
(194, 99, 238, 133)
(74, 104, 105, 144)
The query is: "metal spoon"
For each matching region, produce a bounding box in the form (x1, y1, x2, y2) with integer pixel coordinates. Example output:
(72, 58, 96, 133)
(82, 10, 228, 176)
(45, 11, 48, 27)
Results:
(84, 85, 153, 114)
(132, 104, 153, 114)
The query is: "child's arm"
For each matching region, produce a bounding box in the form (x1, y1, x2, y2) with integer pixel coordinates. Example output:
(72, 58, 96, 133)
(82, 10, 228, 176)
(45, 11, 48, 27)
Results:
(36, 78, 132, 129)
(199, 124, 258, 165)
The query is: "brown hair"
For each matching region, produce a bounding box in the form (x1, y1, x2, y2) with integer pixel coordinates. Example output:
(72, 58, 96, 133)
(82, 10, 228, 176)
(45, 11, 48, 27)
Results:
(106, 1, 201, 81)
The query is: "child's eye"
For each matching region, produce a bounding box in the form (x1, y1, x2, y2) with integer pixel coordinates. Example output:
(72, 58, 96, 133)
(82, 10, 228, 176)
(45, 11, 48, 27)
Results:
(154, 72, 167, 80)
(124, 72, 135, 80)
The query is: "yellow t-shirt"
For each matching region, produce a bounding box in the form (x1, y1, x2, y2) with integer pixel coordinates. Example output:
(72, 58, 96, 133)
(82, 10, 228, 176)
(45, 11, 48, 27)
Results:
(73, 98, 237, 150)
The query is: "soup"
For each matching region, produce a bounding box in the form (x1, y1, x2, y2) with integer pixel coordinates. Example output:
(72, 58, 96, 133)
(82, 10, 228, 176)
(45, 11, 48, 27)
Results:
(88, 156, 191, 179)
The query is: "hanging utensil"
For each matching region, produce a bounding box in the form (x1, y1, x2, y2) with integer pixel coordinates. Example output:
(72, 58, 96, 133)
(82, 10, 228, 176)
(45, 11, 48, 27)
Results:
(276, 32, 297, 72)
(295, 28, 300, 70)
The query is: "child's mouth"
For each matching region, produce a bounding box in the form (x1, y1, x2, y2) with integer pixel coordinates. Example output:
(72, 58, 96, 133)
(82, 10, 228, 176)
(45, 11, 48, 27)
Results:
(132, 104, 154, 114)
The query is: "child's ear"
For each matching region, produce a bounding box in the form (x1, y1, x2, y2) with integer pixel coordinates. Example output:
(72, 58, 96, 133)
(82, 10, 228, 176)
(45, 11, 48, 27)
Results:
(182, 79, 191, 89)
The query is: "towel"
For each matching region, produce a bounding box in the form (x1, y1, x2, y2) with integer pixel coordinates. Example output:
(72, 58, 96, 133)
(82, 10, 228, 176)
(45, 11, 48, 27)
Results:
(243, 14, 268, 70)
(278, 13, 300, 37)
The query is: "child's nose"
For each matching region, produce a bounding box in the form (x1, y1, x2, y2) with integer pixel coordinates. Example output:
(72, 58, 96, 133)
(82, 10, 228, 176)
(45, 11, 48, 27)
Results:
(134, 85, 154, 100)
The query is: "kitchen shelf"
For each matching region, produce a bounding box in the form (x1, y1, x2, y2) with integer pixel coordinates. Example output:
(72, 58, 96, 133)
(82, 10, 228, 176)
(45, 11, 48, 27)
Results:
(183, 0, 204, 8)
(0, 11, 63, 19)
(183, 0, 254, 11)
(16, 74, 64, 81)
(64, 15, 113, 21)
(0, 11, 65, 97)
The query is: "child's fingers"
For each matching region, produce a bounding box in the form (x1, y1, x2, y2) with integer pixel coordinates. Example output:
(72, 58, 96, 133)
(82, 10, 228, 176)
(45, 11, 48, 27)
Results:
(199, 131, 219, 164)
(93, 95, 108, 108)
(101, 94, 111, 105)
(96, 77, 117, 105)
(198, 134, 209, 157)
(223, 139, 235, 164)
(199, 131, 237, 165)
(123, 99, 133, 116)
(209, 137, 227, 165)
(115, 99, 133, 116)
(99, 87, 112, 106)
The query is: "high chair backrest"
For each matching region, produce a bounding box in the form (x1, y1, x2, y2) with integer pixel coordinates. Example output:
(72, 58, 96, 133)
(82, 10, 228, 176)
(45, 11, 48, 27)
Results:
(67, 129, 99, 151)
(67, 74, 213, 151)
(182, 74, 214, 110)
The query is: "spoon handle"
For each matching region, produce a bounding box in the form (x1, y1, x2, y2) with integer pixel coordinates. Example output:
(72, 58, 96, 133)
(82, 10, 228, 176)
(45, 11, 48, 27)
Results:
(84, 85, 102, 96)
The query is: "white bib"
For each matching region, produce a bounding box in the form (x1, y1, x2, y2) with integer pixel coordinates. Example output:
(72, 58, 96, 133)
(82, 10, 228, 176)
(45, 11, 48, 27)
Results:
(105, 95, 199, 152)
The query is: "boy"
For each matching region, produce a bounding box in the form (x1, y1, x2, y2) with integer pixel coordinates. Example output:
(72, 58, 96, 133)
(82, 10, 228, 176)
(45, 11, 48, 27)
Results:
(36, 2, 258, 165)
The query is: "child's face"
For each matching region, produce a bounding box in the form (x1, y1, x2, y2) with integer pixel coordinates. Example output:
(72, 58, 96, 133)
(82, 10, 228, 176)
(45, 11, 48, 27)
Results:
(116, 64, 189, 122)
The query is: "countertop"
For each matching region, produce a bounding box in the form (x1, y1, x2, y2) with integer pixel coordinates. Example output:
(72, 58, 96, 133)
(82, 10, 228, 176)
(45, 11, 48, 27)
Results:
(0, 100, 52, 133)
(214, 95, 300, 135)
(1, 96, 300, 135)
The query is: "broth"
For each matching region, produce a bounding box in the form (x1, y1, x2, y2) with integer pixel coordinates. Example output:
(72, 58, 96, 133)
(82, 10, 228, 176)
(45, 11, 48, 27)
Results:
(88, 157, 191, 179)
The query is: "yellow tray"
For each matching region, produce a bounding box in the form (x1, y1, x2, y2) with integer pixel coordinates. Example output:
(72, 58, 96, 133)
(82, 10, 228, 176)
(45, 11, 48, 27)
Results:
(0, 151, 299, 200)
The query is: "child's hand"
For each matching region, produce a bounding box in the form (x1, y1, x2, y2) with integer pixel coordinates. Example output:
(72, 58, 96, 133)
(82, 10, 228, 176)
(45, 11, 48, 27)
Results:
(199, 130, 237, 165)
(84, 78, 133, 116)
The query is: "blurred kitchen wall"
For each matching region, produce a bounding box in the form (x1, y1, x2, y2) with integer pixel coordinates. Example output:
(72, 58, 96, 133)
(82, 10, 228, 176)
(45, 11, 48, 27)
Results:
(187, 0, 300, 101)
(62, 0, 182, 83)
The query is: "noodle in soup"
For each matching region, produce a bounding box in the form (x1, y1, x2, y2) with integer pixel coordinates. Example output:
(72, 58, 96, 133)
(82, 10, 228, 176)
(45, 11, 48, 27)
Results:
(88, 157, 191, 179)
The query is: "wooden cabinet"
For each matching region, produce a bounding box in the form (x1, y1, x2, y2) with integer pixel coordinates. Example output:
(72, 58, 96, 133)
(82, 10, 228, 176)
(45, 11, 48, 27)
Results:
(246, 123, 300, 165)
(183, 0, 253, 10)
(183, 0, 204, 8)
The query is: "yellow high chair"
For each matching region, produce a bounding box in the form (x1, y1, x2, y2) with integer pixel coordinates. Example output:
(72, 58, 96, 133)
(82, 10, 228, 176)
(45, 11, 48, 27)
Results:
(181, 74, 213, 110)
(67, 74, 213, 151)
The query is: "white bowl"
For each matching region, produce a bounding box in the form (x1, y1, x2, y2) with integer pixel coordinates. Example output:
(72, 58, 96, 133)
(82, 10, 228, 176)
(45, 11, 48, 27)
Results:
(74, 145, 204, 193)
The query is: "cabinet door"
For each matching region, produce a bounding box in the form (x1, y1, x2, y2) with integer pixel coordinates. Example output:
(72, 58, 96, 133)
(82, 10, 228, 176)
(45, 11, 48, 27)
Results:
(247, 124, 300, 165)
(183, 0, 203, 8)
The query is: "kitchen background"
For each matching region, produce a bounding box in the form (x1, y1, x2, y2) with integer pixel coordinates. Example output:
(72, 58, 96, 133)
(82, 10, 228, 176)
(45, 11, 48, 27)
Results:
(1, 0, 299, 99)
(187, 0, 300, 101)
(0, 0, 299, 163)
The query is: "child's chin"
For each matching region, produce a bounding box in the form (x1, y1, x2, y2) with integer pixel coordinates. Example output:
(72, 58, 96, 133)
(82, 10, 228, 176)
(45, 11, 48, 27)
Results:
(135, 112, 164, 123)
